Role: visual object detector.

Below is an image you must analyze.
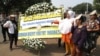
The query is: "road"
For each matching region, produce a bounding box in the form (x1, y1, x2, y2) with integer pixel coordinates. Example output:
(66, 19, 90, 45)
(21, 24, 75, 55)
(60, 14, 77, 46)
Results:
(0, 25, 100, 56)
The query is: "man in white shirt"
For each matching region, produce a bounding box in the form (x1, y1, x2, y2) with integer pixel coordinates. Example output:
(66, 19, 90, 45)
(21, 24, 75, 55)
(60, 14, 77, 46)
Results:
(4, 14, 18, 51)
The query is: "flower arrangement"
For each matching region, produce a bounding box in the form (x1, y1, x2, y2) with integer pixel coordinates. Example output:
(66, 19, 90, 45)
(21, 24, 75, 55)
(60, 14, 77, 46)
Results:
(22, 38, 46, 51)
(25, 2, 57, 15)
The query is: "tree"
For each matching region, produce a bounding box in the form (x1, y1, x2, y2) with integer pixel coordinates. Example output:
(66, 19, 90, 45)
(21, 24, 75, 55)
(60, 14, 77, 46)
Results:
(0, 0, 51, 15)
(73, 3, 93, 14)
(0, 0, 15, 15)
(93, 0, 100, 13)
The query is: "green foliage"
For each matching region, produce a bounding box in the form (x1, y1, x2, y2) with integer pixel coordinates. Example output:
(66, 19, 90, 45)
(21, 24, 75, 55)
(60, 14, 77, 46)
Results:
(0, 0, 51, 14)
(73, 3, 93, 14)
(93, 0, 100, 13)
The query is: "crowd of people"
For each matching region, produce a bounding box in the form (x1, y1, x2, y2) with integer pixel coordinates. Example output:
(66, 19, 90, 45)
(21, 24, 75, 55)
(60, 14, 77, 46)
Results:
(53, 8, 100, 56)
(0, 8, 100, 56)
(0, 13, 18, 51)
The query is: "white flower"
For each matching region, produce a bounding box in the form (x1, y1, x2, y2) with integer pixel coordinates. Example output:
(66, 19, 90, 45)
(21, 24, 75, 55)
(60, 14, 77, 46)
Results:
(43, 41, 47, 44)
(25, 2, 58, 15)
(40, 44, 42, 46)
(22, 38, 45, 50)
(30, 45, 33, 48)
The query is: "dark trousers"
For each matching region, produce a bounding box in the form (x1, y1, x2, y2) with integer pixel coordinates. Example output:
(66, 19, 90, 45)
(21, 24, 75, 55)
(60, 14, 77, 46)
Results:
(58, 38, 65, 47)
(86, 32, 98, 53)
(9, 33, 18, 49)
(1, 25, 10, 41)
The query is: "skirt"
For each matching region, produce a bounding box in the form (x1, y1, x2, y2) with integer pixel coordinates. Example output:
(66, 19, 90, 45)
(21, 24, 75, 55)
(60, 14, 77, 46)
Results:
(62, 32, 72, 44)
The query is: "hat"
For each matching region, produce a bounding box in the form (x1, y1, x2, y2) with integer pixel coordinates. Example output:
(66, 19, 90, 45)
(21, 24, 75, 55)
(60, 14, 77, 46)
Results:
(75, 14, 86, 23)
(75, 14, 82, 20)
(10, 15, 15, 17)
(89, 10, 97, 15)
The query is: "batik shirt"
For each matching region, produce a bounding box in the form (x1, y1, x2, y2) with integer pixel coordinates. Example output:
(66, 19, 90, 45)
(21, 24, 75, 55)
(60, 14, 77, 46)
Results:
(86, 19, 99, 30)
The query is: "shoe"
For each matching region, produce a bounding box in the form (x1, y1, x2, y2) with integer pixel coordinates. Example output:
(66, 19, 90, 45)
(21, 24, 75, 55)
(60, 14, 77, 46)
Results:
(64, 53, 70, 56)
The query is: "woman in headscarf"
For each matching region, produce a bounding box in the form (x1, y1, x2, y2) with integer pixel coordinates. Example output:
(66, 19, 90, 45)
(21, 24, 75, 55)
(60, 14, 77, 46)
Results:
(71, 14, 87, 56)
(52, 11, 75, 56)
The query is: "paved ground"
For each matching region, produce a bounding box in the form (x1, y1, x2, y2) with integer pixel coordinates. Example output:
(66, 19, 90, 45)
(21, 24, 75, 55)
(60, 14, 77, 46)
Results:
(0, 26, 100, 56)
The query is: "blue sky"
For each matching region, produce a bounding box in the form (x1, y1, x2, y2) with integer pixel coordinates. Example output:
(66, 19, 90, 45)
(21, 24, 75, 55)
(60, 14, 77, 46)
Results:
(51, 0, 93, 10)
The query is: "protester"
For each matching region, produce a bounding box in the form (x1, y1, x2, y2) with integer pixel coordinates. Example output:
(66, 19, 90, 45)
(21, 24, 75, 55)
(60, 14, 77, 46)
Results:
(52, 11, 76, 56)
(3, 14, 18, 51)
(58, 7, 76, 48)
(71, 14, 87, 56)
(0, 13, 10, 42)
(58, 12, 67, 47)
(85, 10, 99, 56)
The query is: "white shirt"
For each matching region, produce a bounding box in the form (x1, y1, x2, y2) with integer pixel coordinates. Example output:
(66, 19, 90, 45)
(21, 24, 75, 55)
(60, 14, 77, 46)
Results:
(3, 21, 15, 34)
(58, 18, 74, 34)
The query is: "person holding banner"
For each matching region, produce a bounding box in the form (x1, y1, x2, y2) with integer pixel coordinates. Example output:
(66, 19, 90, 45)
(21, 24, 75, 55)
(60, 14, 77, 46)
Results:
(52, 11, 76, 56)
(3, 14, 18, 51)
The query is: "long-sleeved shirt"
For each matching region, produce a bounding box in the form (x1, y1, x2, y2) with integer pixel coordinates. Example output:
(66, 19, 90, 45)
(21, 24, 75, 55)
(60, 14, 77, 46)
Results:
(3, 20, 17, 34)
(58, 18, 76, 34)
(71, 26, 87, 49)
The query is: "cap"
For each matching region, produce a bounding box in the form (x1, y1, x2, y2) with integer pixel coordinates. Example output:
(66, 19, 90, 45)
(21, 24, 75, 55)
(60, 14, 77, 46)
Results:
(89, 10, 97, 15)
(75, 14, 82, 20)
(10, 15, 16, 17)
